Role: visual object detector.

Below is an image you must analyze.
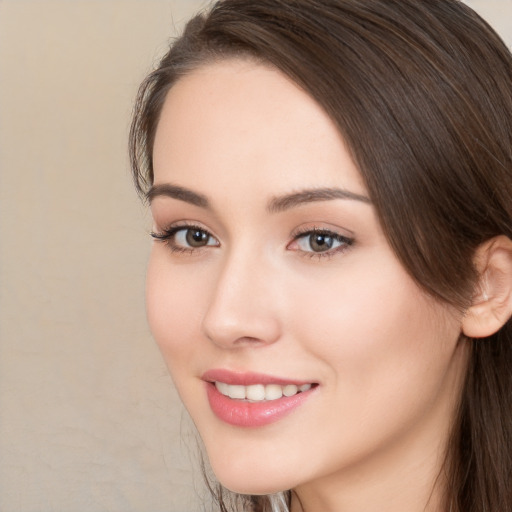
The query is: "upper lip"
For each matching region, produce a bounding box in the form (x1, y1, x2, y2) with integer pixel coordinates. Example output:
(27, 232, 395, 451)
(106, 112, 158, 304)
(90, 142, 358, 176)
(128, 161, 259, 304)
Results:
(202, 368, 316, 387)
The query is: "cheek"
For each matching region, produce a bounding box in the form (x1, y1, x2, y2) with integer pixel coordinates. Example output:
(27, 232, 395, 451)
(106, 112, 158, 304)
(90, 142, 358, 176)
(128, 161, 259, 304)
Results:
(288, 254, 462, 396)
(280, 259, 465, 476)
(145, 249, 207, 370)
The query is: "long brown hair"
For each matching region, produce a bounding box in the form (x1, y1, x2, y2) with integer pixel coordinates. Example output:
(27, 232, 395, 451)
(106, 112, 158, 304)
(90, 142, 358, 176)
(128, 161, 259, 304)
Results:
(130, 1, 512, 510)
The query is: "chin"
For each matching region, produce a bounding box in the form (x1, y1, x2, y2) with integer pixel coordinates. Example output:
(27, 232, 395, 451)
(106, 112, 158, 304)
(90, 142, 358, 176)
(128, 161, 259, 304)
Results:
(218, 479, 288, 497)
(208, 456, 293, 496)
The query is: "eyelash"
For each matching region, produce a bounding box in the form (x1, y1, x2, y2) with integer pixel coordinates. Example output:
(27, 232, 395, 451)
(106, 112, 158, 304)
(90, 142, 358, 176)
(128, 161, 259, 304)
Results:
(150, 223, 218, 254)
(150, 224, 354, 259)
(290, 227, 354, 260)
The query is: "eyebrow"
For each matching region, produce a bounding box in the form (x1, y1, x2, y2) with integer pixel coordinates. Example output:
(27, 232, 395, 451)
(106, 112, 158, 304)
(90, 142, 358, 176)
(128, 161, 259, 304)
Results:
(146, 183, 371, 211)
(267, 187, 371, 213)
(146, 183, 209, 208)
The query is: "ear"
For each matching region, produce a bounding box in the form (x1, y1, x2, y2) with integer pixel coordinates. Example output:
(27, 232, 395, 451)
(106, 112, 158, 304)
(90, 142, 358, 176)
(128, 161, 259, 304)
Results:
(462, 235, 512, 338)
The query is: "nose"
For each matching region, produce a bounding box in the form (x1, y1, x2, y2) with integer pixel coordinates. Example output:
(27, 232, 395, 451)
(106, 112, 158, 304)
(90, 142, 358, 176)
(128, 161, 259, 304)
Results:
(201, 249, 282, 349)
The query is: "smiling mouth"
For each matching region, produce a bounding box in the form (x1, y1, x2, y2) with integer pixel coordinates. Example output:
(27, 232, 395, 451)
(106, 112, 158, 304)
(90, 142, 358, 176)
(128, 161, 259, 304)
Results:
(204, 372, 318, 426)
(214, 381, 315, 402)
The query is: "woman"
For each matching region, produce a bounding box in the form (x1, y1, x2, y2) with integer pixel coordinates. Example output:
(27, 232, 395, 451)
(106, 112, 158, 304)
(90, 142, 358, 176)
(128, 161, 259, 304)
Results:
(129, 1, 512, 511)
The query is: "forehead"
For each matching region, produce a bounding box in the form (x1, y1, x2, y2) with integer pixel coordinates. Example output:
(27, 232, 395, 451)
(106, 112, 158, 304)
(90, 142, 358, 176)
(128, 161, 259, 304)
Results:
(152, 59, 367, 198)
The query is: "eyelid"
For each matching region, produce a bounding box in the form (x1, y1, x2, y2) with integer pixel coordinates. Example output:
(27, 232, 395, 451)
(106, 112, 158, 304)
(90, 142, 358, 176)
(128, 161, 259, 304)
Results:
(150, 222, 220, 252)
(290, 224, 354, 241)
(287, 226, 354, 258)
(151, 220, 217, 237)
(150, 221, 353, 258)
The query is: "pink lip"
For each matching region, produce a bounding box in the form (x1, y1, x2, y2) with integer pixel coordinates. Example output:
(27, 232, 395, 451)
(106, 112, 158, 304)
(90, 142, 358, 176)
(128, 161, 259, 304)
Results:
(202, 369, 312, 387)
(202, 369, 317, 428)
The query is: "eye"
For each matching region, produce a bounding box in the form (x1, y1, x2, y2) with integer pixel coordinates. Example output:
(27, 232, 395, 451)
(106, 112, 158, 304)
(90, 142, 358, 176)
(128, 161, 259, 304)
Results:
(175, 227, 215, 248)
(151, 224, 219, 252)
(289, 228, 353, 257)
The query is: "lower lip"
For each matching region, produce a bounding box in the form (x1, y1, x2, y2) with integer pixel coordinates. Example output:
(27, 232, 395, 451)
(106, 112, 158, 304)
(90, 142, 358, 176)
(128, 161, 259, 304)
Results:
(206, 382, 315, 427)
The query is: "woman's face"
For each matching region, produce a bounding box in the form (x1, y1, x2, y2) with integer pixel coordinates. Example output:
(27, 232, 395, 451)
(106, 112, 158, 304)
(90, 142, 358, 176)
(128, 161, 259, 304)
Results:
(147, 60, 468, 502)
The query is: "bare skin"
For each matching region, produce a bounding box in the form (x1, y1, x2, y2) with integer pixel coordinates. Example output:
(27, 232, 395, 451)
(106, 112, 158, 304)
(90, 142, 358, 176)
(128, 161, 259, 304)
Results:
(147, 59, 470, 512)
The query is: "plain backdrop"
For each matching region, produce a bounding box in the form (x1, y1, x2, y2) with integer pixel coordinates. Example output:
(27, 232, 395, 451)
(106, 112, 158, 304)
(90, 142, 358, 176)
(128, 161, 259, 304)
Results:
(1, 1, 511, 511)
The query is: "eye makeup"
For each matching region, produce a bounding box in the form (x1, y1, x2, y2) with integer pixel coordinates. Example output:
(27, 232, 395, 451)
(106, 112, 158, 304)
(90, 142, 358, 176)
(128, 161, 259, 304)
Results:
(151, 223, 219, 254)
(288, 226, 354, 260)
(151, 221, 355, 260)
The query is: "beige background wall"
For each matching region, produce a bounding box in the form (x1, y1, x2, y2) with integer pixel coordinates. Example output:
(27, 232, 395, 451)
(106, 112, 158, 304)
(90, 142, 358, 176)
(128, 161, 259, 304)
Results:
(1, 1, 511, 511)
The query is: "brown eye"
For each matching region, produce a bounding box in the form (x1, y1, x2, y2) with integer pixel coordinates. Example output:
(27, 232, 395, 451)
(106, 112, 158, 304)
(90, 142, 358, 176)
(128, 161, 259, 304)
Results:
(309, 233, 334, 252)
(185, 228, 211, 247)
(291, 229, 353, 257)
(150, 225, 219, 252)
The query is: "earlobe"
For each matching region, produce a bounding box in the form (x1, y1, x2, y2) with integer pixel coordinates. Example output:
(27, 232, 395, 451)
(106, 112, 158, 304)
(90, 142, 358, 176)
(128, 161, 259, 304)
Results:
(462, 236, 512, 339)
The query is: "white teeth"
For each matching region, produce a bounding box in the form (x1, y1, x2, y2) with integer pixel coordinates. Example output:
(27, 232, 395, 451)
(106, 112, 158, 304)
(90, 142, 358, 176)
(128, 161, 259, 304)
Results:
(215, 381, 313, 401)
(283, 384, 298, 397)
(265, 384, 283, 400)
(215, 381, 229, 395)
(246, 384, 265, 401)
(228, 384, 246, 399)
